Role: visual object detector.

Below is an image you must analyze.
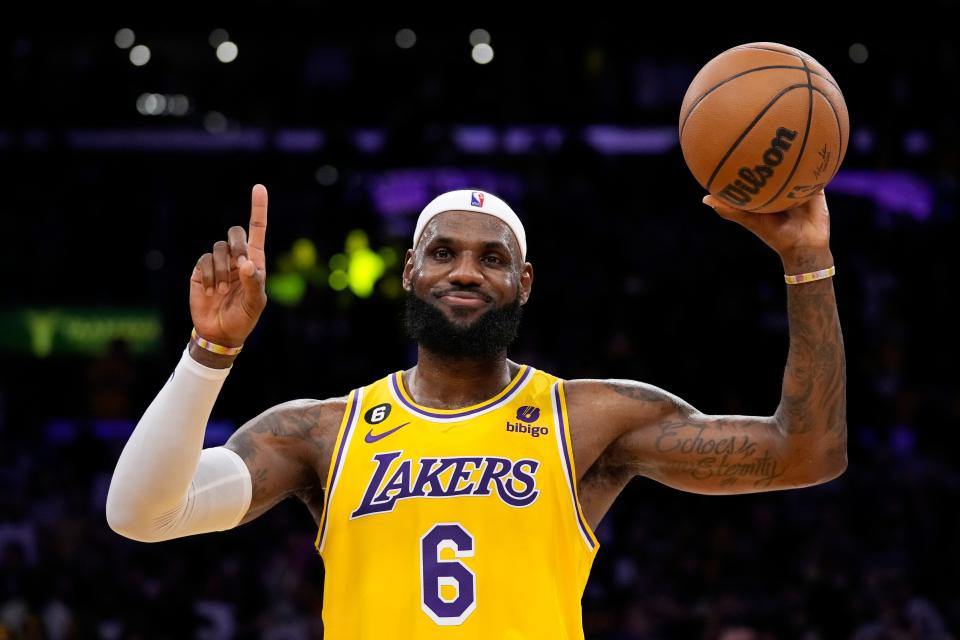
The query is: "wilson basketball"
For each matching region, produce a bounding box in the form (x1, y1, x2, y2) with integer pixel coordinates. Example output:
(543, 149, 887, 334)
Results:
(679, 42, 849, 213)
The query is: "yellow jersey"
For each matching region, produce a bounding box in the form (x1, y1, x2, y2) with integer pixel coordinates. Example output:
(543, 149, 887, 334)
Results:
(315, 365, 599, 639)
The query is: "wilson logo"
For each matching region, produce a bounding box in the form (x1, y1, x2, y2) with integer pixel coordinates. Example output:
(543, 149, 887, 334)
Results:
(717, 127, 798, 207)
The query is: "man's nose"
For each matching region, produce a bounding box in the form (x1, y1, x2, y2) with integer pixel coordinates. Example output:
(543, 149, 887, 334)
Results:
(447, 254, 484, 286)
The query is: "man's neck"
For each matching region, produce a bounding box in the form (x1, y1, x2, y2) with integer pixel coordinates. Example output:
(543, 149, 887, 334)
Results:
(404, 346, 516, 410)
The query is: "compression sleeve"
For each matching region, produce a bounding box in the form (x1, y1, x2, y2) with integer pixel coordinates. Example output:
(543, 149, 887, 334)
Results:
(105, 348, 252, 542)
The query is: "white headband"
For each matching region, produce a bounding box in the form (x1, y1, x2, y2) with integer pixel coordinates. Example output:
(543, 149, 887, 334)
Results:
(413, 189, 527, 261)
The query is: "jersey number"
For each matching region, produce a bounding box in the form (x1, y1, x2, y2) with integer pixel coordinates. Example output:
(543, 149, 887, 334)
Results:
(420, 523, 476, 625)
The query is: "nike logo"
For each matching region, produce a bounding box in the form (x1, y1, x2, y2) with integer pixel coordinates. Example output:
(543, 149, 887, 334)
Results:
(365, 422, 411, 444)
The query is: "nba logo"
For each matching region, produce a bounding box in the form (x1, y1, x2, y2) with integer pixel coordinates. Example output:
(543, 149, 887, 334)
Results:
(471, 192, 485, 207)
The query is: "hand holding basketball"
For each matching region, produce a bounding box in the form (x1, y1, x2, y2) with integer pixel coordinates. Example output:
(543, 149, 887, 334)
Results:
(680, 43, 849, 214)
(189, 184, 269, 347)
(704, 188, 832, 265)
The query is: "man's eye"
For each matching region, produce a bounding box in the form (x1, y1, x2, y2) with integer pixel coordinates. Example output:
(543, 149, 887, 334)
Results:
(483, 255, 501, 265)
(433, 249, 451, 259)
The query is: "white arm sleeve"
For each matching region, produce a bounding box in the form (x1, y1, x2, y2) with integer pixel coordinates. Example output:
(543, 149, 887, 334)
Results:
(105, 347, 253, 543)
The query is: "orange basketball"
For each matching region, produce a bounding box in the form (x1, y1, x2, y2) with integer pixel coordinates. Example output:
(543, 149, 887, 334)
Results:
(679, 42, 849, 213)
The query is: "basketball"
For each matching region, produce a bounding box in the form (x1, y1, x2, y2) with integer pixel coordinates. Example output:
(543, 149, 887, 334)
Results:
(679, 42, 849, 213)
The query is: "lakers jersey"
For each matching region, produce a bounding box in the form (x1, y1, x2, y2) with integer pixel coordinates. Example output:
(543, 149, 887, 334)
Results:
(315, 365, 599, 639)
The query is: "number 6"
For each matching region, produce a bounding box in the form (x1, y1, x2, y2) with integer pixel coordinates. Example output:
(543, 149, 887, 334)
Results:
(420, 523, 476, 625)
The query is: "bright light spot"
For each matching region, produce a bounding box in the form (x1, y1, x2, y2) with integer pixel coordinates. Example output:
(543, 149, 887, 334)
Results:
(315, 164, 339, 186)
(216, 41, 238, 63)
(329, 270, 349, 291)
(348, 249, 385, 298)
(129, 44, 151, 66)
(468, 29, 490, 46)
(471, 43, 494, 65)
(849, 43, 868, 64)
(136, 93, 151, 115)
(345, 229, 369, 253)
(145, 250, 164, 271)
(395, 28, 416, 49)
(167, 94, 190, 116)
(267, 273, 307, 305)
(114, 28, 135, 49)
(203, 111, 228, 134)
(144, 93, 166, 115)
(292, 238, 317, 269)
(209, 29, 229, 48)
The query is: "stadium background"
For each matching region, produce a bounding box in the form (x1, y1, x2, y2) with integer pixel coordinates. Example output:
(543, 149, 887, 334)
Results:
(1, 23, 958, 639)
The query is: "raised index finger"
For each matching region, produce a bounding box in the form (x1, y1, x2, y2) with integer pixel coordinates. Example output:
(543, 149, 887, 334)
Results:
(248, 184, 268, 270)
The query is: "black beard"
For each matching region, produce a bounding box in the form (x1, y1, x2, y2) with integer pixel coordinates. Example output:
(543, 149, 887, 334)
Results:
(404, 289, 522, 359)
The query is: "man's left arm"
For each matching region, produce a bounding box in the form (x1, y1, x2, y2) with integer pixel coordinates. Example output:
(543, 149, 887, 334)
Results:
(566, 190, 847, 494)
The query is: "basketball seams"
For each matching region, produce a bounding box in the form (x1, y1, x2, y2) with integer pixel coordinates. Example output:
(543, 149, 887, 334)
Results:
(680, 57, 842, 140)
(729, 47, 841, 91)
(680, 65, 826, 137)
(744, 54, 814, 212)
(704, 83, 809, 191)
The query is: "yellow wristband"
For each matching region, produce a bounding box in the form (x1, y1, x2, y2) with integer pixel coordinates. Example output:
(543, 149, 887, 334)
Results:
(191, 328, 243, 356)
(784, 265, 836, 285)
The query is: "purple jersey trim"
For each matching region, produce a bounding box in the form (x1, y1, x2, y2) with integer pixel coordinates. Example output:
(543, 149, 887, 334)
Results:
(391, 366, 533, 420)
(317, 388, 362, 552)
(552, 382, 596, 550)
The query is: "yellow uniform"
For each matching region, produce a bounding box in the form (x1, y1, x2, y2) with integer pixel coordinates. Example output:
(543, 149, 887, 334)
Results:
(316, 365, 599, 639)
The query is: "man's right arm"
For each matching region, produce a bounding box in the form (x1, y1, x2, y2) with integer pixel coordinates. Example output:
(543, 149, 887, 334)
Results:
(224, 396, 347, 526)
(106, 183, 346, 541)
(105, 343, 345, 541)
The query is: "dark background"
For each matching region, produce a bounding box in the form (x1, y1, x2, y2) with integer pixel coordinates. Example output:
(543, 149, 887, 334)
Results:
(1, 21, 958, 639)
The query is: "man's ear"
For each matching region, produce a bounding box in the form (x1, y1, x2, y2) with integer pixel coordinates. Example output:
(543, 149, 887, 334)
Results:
(402, 248, 415, 291)
(518, 262, 534, 305)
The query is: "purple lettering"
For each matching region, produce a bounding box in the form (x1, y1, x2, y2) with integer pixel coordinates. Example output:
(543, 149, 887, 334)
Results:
(447, 458, 482, 496)
(350, 450, 403, 518)
(473, 457, 511, 496)
(498, 460, 540, 507)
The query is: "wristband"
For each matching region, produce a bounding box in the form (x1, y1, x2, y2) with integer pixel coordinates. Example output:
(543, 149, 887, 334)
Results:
(191, 327, 243, 356)
(784, 265, 835, 285)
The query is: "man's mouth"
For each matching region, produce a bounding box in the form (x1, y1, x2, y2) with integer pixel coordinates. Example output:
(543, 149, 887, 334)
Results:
(436, 290, 491, 308)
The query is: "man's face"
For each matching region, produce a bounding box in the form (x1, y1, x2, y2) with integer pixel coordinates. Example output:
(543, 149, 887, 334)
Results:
(402, 211, 533, 356)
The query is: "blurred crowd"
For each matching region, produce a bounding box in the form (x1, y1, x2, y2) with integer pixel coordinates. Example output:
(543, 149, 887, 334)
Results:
(2, 27, 959, 640)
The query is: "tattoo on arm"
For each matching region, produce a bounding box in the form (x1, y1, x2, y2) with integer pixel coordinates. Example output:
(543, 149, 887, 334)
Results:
(602, 381, 788, 492)
(652, 417, 785, 490)
(776, 272, 848, 472)
(226, 399, 331, 506)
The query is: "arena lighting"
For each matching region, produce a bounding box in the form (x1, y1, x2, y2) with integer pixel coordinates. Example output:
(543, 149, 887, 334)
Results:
(136, 94, 189, 117)
(849, 43, 869, 64)
(315, 165, 339, 186)
(167, 94, 189, 116)
(114, 28, 135, 49)
(395, 28, 416, 49)
(209, 28, 229, 48)
(274, 129, 325, 153)
(216, 41, 238, 63)
(203, 112, 228, 134)
(135, 94, 151, 115)
(267, 272, 308, 305)
(471, 43, 494, 64)
(468, 29, 490, 46)
(129, 44, 150, 66)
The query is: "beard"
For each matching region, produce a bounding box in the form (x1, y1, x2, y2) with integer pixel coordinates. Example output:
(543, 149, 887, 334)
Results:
(404, 288, 522, 359)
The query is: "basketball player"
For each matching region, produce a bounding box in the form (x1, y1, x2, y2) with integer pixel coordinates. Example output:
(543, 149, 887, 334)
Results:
(106, 185, 846, 638)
